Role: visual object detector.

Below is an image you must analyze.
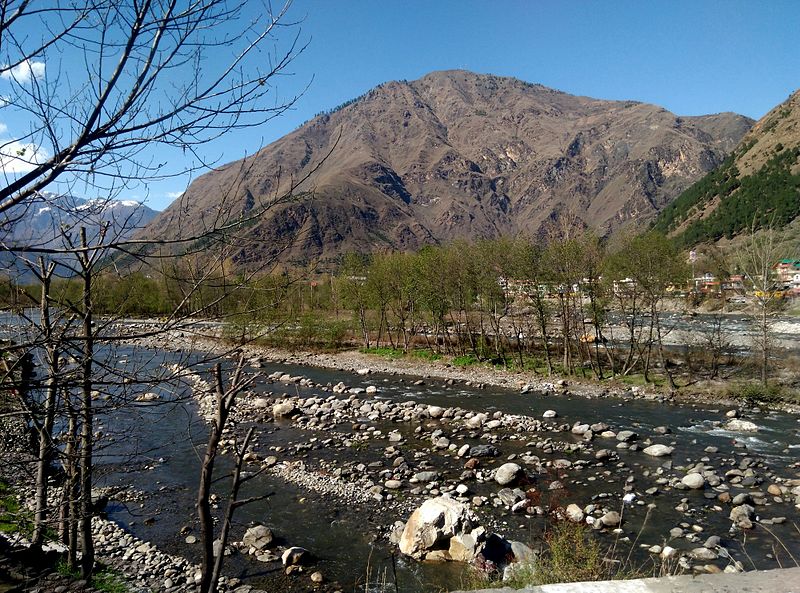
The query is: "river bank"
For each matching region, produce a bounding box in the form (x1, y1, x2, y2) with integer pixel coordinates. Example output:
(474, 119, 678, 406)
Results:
(129, 321, 800, 414)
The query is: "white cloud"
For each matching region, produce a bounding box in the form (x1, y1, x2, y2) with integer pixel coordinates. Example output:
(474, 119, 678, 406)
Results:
(165, 191, 184, 199)
(1, 59, 45, 84)
(0, 123, 7, 135)
(0, 139, 49, 173)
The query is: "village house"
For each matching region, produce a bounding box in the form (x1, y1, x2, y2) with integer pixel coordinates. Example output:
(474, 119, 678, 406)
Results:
(774, 259, 800, 289)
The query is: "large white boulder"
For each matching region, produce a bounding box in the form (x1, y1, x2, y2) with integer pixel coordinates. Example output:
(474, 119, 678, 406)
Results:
(398, 496, 476, 559)
(724, 419, 759, 432)
(643, 444, 674, 457)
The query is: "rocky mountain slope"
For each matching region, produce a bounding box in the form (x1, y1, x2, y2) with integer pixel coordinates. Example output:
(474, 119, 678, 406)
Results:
(144, 70, 752, 267)
(1, 193, 158, 279)
(653, 89, 800, 245)
(1, 192, 158, 249)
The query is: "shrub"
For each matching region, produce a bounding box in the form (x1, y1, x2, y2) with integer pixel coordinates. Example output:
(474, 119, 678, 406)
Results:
(736, 382, 784, 405)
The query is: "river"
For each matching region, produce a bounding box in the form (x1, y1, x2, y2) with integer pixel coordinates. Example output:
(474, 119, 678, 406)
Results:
(90, 344, 800, 592)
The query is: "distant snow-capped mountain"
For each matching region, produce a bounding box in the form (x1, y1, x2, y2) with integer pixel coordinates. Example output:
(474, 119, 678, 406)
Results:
(1, 192, 159, 249)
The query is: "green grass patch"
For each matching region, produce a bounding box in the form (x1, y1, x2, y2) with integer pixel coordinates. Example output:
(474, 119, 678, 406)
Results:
(93, 569, 129, 593)
(0, 479, 25, 534)
(459, 521, 649, 590)
(56, 559, 81, 579)
(360, 346, 405, 358)
(452, 353, 480, 367)
(410, 348, 441, 361)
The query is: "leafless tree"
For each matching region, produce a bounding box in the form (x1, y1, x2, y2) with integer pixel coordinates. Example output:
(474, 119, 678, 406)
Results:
(0, 0, 307, 216)
(735, 221, 795, 384)
(0, 0, 316, 585)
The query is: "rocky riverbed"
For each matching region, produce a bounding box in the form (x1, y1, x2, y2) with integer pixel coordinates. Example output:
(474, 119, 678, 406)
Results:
(161, 349, 800, 590)
(4, 321, 799, 593)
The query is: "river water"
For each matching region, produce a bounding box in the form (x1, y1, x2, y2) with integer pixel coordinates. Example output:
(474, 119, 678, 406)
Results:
(86, 346, 800, 593)
(2, 311, 799, 591)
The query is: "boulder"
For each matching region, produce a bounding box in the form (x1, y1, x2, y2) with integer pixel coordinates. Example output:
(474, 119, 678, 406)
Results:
(724, 419, 759, 432)
(398, 496, 476, 559)
(427, 405, 444, 418)
(681, 473, 706, 489)
(272, 402, 297, 417)
(643, 444, 673, 457)
(465, 413, 488, 428)
(729, 504, 755, 529)
(494, 463, 522, 486)
(616, 430, 638, 442)
(242, 525, 274, 551)
(690, 547, 718, 561)
(600, 511, 621, 527)
(469, 444, 499, 458)
(448, 532, 482, 562)
(565, 503, 584, 523)
(281, 546, 310, 566)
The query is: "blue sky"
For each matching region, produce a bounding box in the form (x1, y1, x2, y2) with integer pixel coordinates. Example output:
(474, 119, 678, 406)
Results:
(3, 1, 799, 211)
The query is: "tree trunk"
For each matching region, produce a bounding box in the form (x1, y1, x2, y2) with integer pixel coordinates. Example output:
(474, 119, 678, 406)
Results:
(33, 259, 58, 547)
(197, 364, 228, 593)
(78, 228, 95, 579)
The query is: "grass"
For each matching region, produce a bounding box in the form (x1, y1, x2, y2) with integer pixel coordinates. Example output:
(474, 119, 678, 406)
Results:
(58, 561, 130, 593)
(452, 353, 480, 367)
(0, 479, 26, 534)
(458, 519, 665, 591)
(410, 349, 442, 362)
(360, 346, 405, 359)
(56, 559, 81, 579)
(93, 569, 129, 593)
(361, 346, 444, 362)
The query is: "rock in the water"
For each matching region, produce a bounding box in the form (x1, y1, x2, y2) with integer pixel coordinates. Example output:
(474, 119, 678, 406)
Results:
(690, 547, 718, 561)
(565, 503, 584, 523)
(242, 525, 274, 551)
(469, 444, 499, 458)
(398, 496, 476, 559)
(281, 546, 310, 566)
(643, 444, 673, 457)
(616, 430, 638, 442)
(682, 473, 706, 489)
(542, 410, 557, 418)
(724, 419, 758, 432)
(494, 463, 522, 486)
(600, 511, 621, 527)
(730, 504, 755, 529)
(272, 402, 296, 417)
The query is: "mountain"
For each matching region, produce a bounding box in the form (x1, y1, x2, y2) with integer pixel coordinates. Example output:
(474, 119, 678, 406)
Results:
(144, 70, 753, 267)
(1, 193, 158, 279)
(653, 89, 800, 245)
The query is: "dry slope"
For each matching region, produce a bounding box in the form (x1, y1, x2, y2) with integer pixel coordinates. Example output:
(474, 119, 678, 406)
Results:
(144, 70, 752, 268)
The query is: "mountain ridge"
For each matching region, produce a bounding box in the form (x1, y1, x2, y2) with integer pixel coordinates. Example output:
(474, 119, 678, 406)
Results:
(144, 70, 753, 267)
(652, 88, 800, 245)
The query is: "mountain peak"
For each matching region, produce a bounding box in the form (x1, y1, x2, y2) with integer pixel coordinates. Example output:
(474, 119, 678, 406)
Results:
(144, 71, 753, 269)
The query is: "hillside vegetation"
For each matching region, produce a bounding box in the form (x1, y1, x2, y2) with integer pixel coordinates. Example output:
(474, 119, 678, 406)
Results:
(652, 89, 800, 246)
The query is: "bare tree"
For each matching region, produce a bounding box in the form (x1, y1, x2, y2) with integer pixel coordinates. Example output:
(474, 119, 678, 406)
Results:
(196, 357, 269, 593)
(0, 0, 314, 586)
(735, 221, 795, 384)
(0, 0, 307, 216)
